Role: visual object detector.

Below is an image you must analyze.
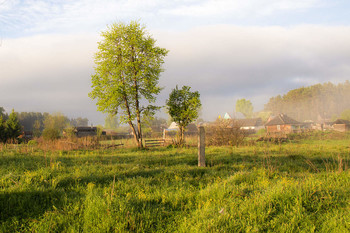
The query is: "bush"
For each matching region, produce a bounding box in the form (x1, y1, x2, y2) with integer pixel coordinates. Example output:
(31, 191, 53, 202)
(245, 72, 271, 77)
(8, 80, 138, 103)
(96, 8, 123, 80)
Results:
(27, 140, 38, 146)
(206, 119, 246, 147)
(42, 128, 60, 141)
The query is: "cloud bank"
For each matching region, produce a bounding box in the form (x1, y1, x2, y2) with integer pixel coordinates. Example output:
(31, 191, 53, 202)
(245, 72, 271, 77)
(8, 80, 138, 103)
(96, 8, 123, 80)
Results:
(1, 24, 350, 123)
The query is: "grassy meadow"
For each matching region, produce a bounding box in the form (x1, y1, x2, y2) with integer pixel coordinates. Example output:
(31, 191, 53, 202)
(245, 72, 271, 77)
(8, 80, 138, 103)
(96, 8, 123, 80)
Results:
(0, 135, 350, 232)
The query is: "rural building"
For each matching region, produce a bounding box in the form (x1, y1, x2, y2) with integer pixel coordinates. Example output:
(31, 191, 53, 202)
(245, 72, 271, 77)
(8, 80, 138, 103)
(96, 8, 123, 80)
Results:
(265, 114, 302, 137)
(163, 122, 198, 139)
(64, 127, 106, 137)
(332, 119, 350, 132)
(236, 118, 264, 134)
(75, 127, 98, 137)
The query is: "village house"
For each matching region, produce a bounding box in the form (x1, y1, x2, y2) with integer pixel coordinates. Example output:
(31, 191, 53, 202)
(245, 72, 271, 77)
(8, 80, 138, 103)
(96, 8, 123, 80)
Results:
(265, 114, 302, 137)
(63, 127, 106, 138)
(163, 122, 198, 139)
(236, 118, 264, 134)
(332, 119, 350, 132)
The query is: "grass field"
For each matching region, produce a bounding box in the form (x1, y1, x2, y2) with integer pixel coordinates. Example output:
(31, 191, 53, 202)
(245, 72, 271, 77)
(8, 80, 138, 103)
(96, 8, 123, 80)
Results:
(0, 137, 349, 232)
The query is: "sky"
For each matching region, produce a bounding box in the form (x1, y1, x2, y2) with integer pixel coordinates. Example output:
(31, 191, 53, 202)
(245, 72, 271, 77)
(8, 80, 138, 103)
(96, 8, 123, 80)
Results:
(1, 0, 350, 125)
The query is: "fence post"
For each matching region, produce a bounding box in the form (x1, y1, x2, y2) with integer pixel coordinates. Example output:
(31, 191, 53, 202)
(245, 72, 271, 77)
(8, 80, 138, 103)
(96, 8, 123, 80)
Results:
(198, 125, 206, 167)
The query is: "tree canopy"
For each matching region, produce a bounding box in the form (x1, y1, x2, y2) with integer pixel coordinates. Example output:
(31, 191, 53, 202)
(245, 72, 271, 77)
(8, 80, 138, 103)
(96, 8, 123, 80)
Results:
(166, 85, 201, 144)
(236, 98, 253, 118)
(264, 81, 350, 121)
(5, 110, 22, 141)
(89, 21, 168, 148)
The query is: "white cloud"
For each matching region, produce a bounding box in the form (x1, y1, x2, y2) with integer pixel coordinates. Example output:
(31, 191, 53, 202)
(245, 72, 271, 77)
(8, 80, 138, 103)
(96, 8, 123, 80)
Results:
(1, 24, 350, 123)
(160, 0, 322, 18)
(154, 25, 350, 119)
(0, 0, 327, 37)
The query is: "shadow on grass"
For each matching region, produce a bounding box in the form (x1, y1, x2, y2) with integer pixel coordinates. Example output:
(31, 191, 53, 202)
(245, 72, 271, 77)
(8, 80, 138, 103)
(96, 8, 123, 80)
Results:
(57, 168, 164, 188)
(0, 189, 69, 222)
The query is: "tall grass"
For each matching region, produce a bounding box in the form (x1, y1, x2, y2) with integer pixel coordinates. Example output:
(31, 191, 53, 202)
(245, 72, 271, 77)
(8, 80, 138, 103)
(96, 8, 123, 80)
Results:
(0, 138, 349, 232)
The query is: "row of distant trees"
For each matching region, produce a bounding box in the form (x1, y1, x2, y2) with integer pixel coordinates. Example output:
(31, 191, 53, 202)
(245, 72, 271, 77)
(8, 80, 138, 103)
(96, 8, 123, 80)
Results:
(0, 107, 91, 142)
(232, 81, 350, 123)
(264, 81, 350, 122)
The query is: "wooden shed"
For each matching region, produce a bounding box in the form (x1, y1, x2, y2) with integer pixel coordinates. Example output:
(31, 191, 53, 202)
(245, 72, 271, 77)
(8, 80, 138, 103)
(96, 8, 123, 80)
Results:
(332, 119, 350, 132)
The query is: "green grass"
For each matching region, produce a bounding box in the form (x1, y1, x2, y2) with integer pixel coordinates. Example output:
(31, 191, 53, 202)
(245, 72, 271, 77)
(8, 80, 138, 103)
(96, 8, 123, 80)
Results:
(0, 139, 349, 232)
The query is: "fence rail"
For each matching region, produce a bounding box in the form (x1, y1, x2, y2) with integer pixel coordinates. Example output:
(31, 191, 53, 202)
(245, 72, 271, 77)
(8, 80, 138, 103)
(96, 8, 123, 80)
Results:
(145, 139, 165, 148)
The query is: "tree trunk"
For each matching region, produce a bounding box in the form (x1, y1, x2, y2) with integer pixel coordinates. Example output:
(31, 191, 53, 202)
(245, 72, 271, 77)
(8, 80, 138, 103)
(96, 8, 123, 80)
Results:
(123, 95, 140, 147)
(132, 47, 143, 149)
(180, 125, 185, 144)
(134, 80, 143, 148)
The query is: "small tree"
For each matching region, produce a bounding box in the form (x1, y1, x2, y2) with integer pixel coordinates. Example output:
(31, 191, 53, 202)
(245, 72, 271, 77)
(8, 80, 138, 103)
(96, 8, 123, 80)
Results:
(89, 21, 168, 148)
(236, 98, 254, 118)
(0, 115, 6, 143)
(6, 110, 22, 141)
(33, 120, 42, 138)
(42, 113, 69, 141)
(166, 86, 201, 144)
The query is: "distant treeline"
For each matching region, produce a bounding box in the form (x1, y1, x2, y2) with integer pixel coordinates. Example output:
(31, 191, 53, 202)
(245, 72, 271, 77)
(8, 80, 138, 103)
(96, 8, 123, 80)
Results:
(264, 81, 350, 121)
(0, 108, 89, 132)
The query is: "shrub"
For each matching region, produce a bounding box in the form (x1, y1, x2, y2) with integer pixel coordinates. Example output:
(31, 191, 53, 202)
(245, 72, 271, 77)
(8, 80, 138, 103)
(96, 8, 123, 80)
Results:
(42, 128, 60, 141)
(27, 140, 38, 146)
(206, 119, 246, 147)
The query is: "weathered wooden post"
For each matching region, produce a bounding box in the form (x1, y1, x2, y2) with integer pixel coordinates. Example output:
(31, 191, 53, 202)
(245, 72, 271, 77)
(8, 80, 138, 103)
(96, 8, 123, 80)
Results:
(198, 125, 205, 167)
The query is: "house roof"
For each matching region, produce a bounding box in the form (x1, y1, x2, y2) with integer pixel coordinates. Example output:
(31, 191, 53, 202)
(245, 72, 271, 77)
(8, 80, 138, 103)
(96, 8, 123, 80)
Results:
(333, 119, 350, 125)
(224, 112, 231, 120)
(167, 122, 198, 132)
(265, 114, 301, 126)
(236, 118, 263, 127)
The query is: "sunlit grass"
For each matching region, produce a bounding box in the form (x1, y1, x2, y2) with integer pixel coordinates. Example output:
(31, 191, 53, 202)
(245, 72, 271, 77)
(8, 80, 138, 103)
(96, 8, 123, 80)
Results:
(0, 138, 349, 232)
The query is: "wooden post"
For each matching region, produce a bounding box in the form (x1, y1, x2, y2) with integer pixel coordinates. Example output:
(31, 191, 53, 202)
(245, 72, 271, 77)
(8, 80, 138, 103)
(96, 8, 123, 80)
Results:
(198, 125, 205, 167)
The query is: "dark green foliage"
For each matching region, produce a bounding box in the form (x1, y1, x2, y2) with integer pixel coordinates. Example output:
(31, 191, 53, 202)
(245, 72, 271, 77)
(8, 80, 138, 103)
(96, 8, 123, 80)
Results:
(5, 110, 22, 141)
(264, 80, 350, 121)
(166, 85, 201, 144)
(17, 112, 48, 131)
(0, 116, 6, 142)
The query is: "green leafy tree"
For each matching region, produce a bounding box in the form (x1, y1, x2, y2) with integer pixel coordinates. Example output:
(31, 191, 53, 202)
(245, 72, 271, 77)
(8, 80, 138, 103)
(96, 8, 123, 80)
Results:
(142, 116, 166, 137)
(104, 114, 119, 129)
(70, 117, 89, 127)
(33, 120, 42, 138)
(89, 21, 168, 148)
(236, 98, 253, 118)
(166, 86, 201, 144)
(42, 113, 69, 140)
(6, 110, 22, 141)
